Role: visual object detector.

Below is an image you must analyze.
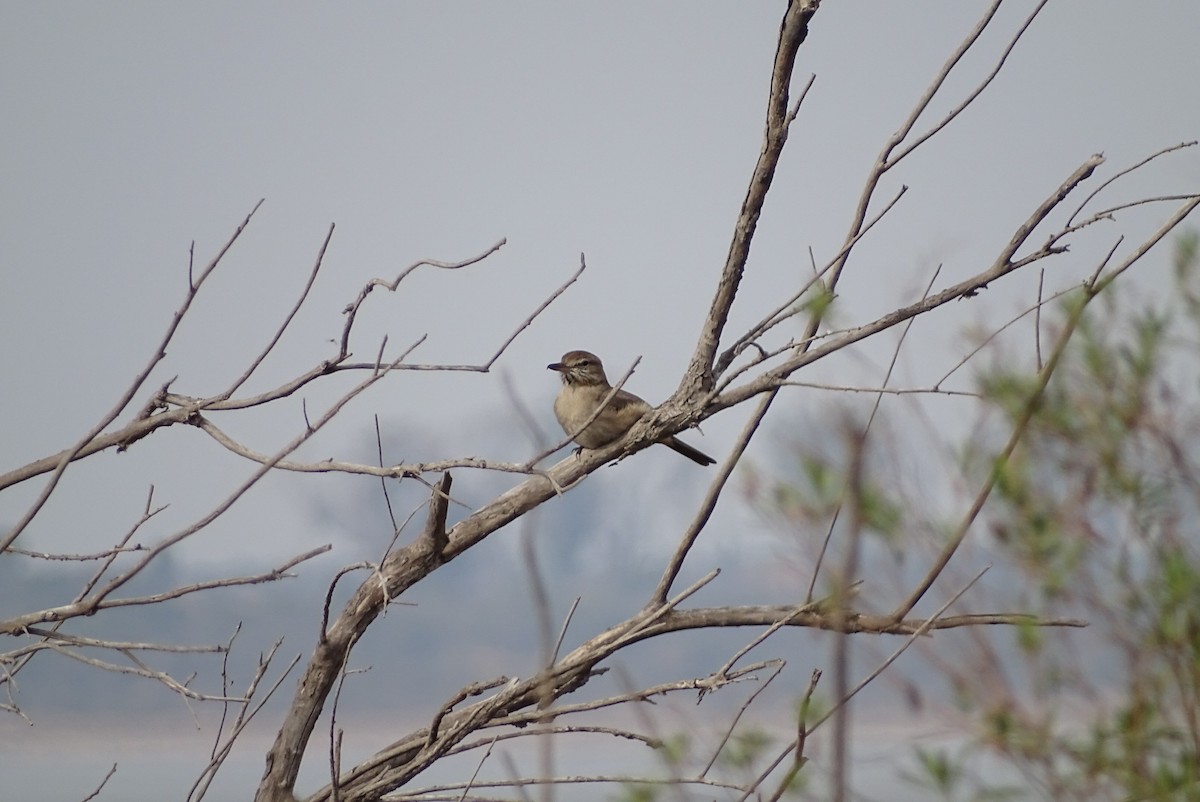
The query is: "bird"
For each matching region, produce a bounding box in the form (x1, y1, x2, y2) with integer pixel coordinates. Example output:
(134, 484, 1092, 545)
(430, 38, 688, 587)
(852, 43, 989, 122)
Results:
(547, 350, 716, 466)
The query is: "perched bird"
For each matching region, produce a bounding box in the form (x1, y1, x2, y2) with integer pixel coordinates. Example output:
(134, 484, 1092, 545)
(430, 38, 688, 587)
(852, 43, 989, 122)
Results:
(547, 350, 716, 466)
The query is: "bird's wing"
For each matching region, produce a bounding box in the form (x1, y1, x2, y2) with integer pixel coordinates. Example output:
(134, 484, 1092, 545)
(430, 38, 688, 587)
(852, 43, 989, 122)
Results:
(608, 388, 652, 416)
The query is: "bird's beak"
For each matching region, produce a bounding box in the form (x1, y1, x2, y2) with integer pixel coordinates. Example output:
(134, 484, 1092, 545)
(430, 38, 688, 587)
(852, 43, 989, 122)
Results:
(547, 362, 565, 372)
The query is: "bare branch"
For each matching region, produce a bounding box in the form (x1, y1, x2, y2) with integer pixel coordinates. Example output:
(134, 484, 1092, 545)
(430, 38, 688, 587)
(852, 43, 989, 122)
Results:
(2, 545, 329, 636)
(221, 223, 334, 400)
(934, 283, 1080, 389)
(79, 764, 118, 802)
(701, 661, 786, 778)
(15, 629, 227, 655)
(683, 0, 820, 395)
(650, 395, 776, 605)
(714, 184, 909, 381)
(398, 773, 748, 799)
(41, 642, 238, 703)
(712, 154, 1110, 413)
(480, 252, 587, 371)
(887, 0, 1050, 167)
(298, 593, 1080, 802)
(444, 726, 660, 760)
(188, 640, 300, 802)
(339, 238, 507, 358)
(1066, 140, 1198, 227)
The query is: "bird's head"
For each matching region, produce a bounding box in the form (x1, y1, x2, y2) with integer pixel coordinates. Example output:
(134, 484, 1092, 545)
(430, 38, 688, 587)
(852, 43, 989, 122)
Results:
(547, 350, 608, 386)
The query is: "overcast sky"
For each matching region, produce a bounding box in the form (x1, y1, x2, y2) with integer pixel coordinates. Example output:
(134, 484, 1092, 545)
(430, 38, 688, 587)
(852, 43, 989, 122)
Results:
(4, 1, 1198, 559)
(3, 3, 1199, 800)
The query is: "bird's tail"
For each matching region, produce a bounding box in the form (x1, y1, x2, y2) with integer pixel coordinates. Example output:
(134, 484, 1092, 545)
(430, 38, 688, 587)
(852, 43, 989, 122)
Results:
(664, 436, 716, 466)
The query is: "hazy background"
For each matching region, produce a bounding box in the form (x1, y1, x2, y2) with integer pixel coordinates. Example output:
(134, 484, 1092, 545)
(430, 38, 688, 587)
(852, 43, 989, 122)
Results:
(3, 3, 1199, 800)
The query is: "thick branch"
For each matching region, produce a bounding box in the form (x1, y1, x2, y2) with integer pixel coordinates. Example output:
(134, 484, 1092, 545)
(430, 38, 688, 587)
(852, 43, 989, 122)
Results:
(301, 599, 1081, 802)
(683, 0, 820, 397)
(256, 469, 543, 802)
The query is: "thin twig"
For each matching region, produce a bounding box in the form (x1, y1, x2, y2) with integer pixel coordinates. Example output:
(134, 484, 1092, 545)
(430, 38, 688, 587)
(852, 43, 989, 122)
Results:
(339, 238, 507, 358)
(887, 1, 1050, 166)
(3, 546, 329, 636)
(1066, 140, 1198, 226)
(701, 661, 786, 778)
(551, 598, 582, 665)
(764, 669, 821, 802)
(649, 390, 773, 606)
(188, 641, 298, 802)
(456, 735, 499, 802)
(79, 764, 118, 802)
(222, 223, 334, 400)
(715, 185, 909, 382)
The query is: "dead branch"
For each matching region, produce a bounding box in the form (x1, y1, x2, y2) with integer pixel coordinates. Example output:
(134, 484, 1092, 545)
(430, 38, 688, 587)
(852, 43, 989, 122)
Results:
(296, 589, 1079, 802)
(683, 0, 821, 397)
(79, 763, 118, 802)
(339, 239, 508, 358)
(188, 639, 299, 802)
(709, 155, 1124, 413)
(1, 546, 329, 637)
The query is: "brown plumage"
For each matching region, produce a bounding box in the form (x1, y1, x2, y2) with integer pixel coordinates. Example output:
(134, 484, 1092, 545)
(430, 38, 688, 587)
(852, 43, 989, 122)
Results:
(547, 350, 716, 466)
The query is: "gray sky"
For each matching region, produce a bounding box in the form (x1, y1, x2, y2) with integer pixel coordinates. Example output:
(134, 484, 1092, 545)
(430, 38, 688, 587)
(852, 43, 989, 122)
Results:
(3, 3, 1199, 800)
(4, 2, 1198, 560)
